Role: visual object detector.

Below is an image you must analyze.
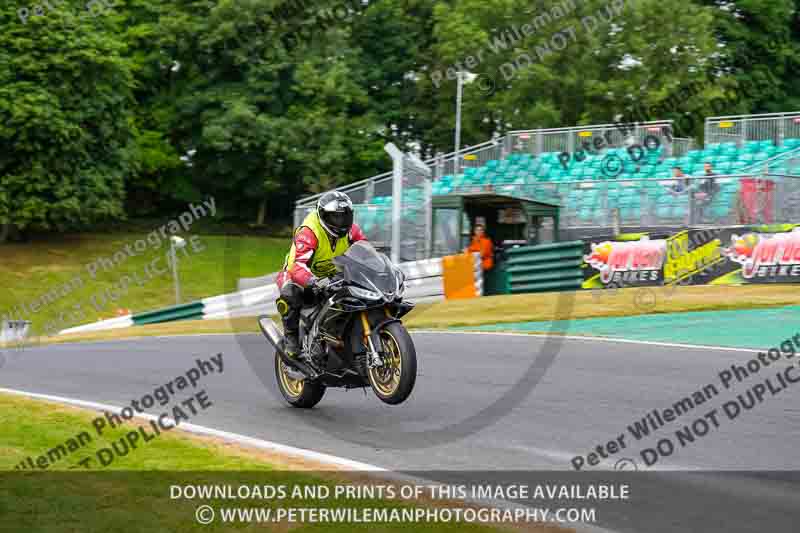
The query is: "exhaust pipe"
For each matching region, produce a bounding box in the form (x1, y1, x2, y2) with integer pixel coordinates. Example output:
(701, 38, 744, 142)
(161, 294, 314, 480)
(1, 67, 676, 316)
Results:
(257, 316, 318, 380)
(258, 316, 285, 352)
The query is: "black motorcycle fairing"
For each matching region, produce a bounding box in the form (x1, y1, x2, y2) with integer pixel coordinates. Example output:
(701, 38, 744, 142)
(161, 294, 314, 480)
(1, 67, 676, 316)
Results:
(332, 241, 401, 299)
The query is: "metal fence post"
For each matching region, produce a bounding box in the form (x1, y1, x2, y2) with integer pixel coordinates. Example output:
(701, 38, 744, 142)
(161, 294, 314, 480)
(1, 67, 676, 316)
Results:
(365, 179, 374, 203)
(424, 176, 433, 259)
(384, 143, 404, 264)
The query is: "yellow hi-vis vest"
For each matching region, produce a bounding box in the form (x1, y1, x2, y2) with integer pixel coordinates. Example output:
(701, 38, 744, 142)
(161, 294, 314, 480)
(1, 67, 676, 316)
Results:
(284, 211, 349, 279)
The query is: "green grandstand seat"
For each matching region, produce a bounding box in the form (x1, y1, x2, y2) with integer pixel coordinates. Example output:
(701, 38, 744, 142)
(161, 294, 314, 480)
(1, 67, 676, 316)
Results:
(744, 140, 762, 153)
(687, 150, 704, 162)
(715, 161, 733, 174)
(738, 153, 755, 164)
(582, 167, 598, 179)
(783, 138, 800, 149)
(639, 164, 657, 176)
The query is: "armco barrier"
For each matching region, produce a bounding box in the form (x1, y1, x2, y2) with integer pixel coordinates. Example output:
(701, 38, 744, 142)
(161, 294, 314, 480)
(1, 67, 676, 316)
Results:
(506, 241, 585, 293)
(57, 257, 452, 334)
(238, 272, 279, 292)
(59, 315, 134, 335)
(202, 284, 280, 320)
(132, 302, 205, 326)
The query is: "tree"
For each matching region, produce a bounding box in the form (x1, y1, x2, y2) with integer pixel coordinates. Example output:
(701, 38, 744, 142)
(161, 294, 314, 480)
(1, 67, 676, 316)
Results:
(697, 0, 800, 115)
(0, 3, 136, 242)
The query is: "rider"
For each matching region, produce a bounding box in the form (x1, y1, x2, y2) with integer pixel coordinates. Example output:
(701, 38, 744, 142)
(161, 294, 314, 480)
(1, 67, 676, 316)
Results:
(276, 191, 367, 358)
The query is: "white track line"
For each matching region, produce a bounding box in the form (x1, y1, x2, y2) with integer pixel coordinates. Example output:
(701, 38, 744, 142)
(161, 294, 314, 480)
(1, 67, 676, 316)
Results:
(413, 329, 765, 353)
(0, 386, 384, 471)
(0, 385, 616, 533)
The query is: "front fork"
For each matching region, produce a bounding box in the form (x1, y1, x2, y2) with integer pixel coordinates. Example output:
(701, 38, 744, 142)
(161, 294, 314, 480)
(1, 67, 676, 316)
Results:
(360, 311, 383, 368)
(360, 308, 394, 368)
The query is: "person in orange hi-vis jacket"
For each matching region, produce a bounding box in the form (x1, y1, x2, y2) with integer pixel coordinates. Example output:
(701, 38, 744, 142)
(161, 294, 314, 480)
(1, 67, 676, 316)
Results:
(465, 223, 494, 271)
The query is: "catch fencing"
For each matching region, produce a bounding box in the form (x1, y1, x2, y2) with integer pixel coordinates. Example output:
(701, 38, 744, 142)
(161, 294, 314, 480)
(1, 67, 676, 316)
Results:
(505, 121, 678, 158)
(294, 120, 684, 256)
(705, 111, 800, 147)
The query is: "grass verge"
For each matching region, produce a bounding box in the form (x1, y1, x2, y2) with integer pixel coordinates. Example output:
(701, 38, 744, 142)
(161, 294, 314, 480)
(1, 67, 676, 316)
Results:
(1, 233, 288, 336)
(0, 392, 563, 533)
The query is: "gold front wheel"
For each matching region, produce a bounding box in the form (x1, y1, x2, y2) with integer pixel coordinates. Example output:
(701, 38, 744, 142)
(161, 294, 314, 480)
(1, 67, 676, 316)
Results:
(369, 331, 403, 397)
(367, 322, 417, 405)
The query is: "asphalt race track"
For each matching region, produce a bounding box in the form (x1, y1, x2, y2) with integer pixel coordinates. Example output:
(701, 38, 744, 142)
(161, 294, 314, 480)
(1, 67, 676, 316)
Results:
(2, 331, 799, 532)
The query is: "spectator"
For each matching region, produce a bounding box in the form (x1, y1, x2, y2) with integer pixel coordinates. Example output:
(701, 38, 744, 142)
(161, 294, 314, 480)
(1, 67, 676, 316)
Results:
(697, 162, 718, 196)
(667, 167, 691, 196)
(466, 223, 494, 271)
(693, 163, 719, 222)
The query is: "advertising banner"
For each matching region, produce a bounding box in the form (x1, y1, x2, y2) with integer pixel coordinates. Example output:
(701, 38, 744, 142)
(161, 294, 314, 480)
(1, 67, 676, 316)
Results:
(582, 225, 800, 288)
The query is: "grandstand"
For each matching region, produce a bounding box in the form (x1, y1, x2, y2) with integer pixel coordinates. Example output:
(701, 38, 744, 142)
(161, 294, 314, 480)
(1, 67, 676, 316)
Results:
(295, 112, 800, 259)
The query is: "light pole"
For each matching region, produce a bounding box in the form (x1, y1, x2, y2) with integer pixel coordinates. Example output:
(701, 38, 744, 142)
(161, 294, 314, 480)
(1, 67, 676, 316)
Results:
(169, 236, 186, 305)
(454, 71, 477, 174)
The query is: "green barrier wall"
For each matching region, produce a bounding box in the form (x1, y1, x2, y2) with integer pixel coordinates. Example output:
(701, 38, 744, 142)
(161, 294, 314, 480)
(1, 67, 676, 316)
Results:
(132, 302, 205, 326)
(505, 241, 584, 294)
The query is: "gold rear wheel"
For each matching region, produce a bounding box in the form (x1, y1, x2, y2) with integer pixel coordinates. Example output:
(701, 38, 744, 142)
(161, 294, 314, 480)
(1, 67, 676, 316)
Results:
(274, 355, 326, 408)
(278, 360, 305, 398)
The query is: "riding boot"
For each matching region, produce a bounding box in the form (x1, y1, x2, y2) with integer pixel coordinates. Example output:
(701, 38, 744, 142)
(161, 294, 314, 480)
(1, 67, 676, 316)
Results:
(277, 282, 305, 358)
(281, 312, 300, 358)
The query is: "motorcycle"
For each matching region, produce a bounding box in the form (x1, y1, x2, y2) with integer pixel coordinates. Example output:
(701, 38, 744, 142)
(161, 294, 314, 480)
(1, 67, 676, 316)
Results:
(259, 241, 417, 408)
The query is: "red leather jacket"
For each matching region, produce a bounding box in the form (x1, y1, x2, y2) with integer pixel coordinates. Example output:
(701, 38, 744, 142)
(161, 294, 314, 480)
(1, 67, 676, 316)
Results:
(277, 223, 367, 288)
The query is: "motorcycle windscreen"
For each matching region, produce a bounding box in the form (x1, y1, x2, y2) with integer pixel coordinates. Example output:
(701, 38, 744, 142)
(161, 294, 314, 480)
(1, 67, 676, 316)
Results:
(332, 241, 396, 293)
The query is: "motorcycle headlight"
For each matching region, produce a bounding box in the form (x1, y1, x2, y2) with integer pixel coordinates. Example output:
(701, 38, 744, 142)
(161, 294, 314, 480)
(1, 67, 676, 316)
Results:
(349, 286, 382, 301)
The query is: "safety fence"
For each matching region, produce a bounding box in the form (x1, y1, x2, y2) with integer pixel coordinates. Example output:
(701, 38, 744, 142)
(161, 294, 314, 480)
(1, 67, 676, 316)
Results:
(506, 121, 678, 158)
(504, 241, 584, 294)
(705, 111, 800, 147)
(294, 120, 683, 251)
(56, 255, 485, 335)
(447, 168, 800, 230)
